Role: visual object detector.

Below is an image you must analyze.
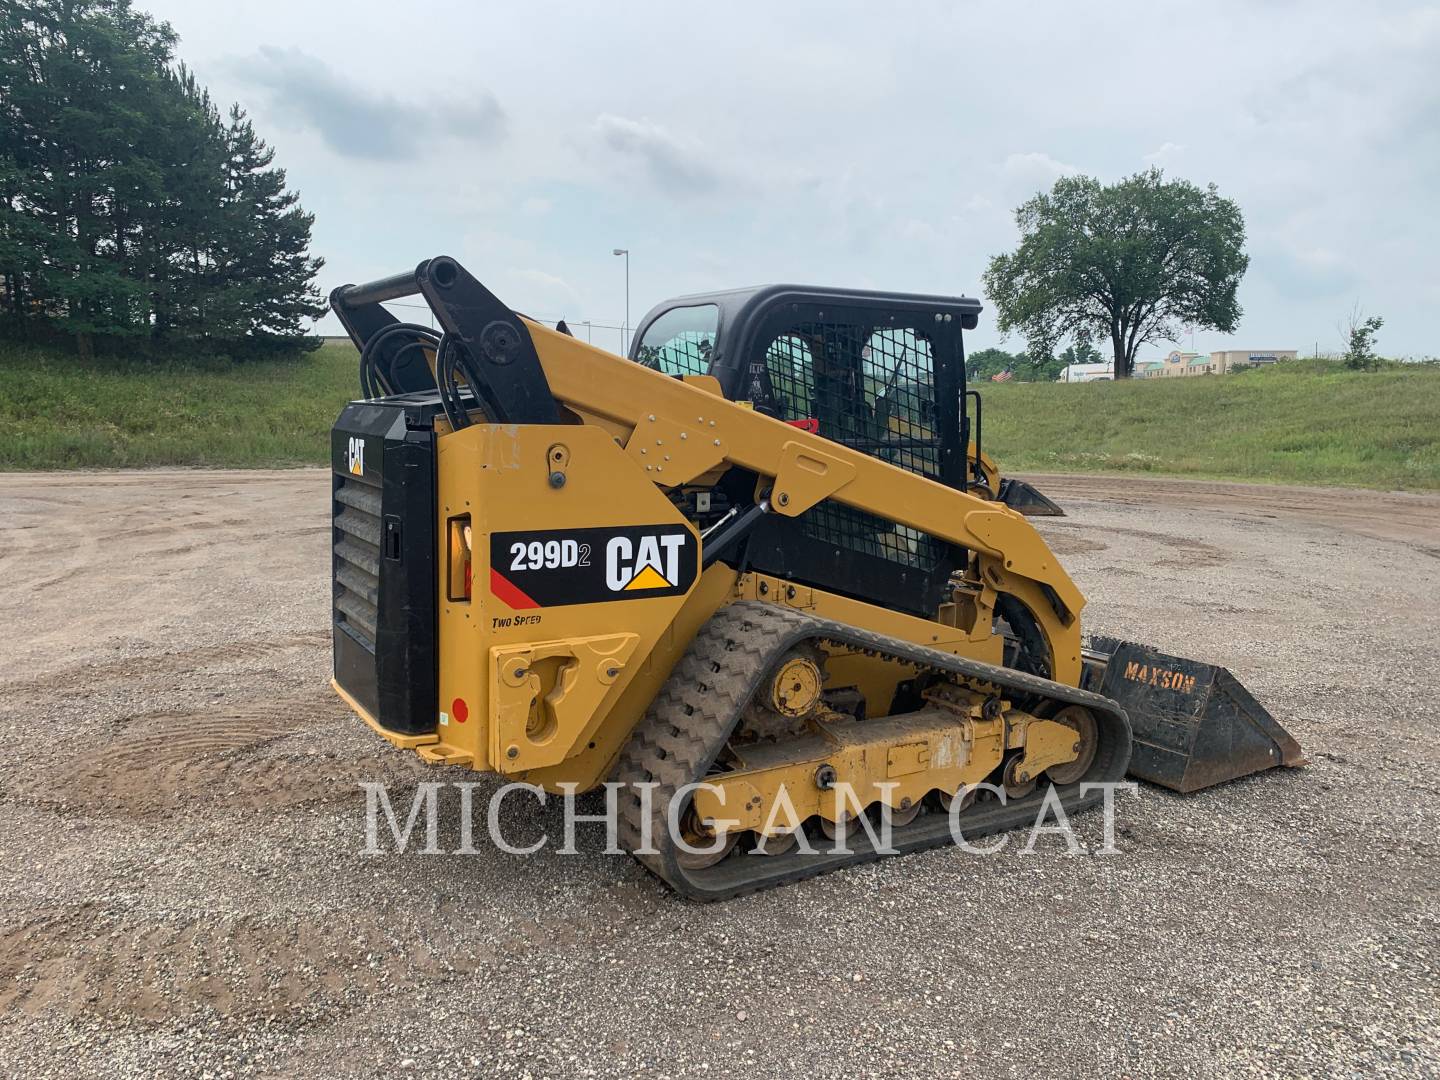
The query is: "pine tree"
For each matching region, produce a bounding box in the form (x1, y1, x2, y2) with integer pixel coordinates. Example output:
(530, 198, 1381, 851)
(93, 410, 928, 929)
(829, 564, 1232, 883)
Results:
(217, 105, 325, 345)
(149, 65, 228, 340)
(0, 0, 177, 349)
(0, 0, 324, 354)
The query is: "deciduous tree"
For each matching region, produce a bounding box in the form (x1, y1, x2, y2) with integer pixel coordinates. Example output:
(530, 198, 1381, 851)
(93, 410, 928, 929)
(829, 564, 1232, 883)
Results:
(983, 169, 1248, 378)
(1341, 304, 1384, 372)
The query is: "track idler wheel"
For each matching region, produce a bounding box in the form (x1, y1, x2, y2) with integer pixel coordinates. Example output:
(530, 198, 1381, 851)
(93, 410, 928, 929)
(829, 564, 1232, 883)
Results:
(938, 786, 977, 813)
(818, 814, 860, 841)
(752, 830, 800, 856)
(737, 645, 827, 744)
(674, 810, 738, 870)
(1002, 757, 1037, 800)
(769, 651, 823, 718)
(881, 799, 923, 828)
(1045, 705, 1098, 785)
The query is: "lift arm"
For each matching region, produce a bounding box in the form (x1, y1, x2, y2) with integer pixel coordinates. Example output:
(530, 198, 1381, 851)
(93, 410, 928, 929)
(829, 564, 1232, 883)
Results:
(333, 257, 1085, 684)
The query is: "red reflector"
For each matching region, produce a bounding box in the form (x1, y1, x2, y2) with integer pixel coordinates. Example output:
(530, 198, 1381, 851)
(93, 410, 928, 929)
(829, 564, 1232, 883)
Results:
(785, 417, 819, 434)
(451, 697, 469, 724)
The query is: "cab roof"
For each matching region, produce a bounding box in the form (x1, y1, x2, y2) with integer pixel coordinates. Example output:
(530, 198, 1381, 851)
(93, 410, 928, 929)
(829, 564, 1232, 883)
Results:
(630, 283, 982, 361)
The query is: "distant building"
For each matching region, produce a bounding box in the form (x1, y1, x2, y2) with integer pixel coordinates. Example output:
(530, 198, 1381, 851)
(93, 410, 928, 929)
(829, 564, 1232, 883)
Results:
(1137, 350, 1211, 377)
(1058, 347, 1301, 382)
(1209, 349, 1298, 371)
(1136, 348, 1299, 377)
(1057, 362, 1114, 383)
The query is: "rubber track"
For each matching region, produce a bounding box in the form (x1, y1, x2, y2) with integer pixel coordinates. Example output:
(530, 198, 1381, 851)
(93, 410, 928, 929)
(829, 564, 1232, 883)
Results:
(614, 602, 1133, 901)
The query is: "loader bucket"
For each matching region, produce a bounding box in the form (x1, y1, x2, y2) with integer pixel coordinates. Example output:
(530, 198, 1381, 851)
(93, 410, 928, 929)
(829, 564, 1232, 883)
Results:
(998, 477, 1065, 516)
(1087, 638, 1305, 792)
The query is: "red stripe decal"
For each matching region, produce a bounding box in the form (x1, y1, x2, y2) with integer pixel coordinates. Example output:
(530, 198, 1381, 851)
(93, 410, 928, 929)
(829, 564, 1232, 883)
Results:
(489, 568, 540, 609)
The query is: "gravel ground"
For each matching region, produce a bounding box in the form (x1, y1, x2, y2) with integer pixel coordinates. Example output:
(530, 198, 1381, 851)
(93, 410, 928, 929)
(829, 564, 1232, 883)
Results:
(0, 469, 1436, 1079)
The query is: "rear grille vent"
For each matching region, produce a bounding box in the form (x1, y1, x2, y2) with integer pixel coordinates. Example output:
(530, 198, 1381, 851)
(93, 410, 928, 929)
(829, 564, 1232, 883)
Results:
(334, 475, 382, 650)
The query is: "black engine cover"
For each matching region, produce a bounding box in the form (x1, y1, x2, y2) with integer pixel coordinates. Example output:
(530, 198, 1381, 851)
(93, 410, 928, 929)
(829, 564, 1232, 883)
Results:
(330, 393, 444, 736)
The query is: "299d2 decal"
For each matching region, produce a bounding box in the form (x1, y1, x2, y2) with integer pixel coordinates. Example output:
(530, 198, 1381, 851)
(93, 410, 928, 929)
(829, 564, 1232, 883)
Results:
(506, 538, 591, 572)
(489, 525, 698, 609)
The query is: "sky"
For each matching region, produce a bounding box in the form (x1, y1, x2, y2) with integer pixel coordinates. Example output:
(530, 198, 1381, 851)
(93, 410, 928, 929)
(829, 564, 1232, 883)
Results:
(145, 0, 1440, 359)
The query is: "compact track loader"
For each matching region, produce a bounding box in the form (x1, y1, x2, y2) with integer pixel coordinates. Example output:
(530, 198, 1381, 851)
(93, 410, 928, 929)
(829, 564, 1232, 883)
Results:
(329, 257, 1302, 900)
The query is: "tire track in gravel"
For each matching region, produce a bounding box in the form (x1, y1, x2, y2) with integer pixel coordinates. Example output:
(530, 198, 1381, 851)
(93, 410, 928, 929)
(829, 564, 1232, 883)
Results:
(0, 905, 487, 1026)
(1020, 473, 1440, 553)
(7, 689, 408, 818)
(0, 633, 332, 698)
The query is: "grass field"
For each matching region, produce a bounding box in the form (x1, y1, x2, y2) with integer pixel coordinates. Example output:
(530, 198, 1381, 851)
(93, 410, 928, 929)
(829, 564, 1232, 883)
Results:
(0, 340, 359, 470)
(979, 360, 1440, 489)
(1, 340, 1437, 488)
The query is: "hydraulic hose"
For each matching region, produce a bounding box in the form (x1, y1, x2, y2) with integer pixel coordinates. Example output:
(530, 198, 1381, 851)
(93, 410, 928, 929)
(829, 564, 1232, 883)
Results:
(436, 333, 490, 431)
(358, 322, 440, 399)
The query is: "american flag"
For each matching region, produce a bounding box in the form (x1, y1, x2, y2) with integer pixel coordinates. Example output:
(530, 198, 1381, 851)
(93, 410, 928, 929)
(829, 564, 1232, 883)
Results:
(991, 369, 1013, 382)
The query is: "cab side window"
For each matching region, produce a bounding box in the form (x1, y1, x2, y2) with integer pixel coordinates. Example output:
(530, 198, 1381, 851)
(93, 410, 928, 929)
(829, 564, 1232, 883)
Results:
(763, 334, 815, 418)
(759, 321, 937, 461)
(634, 304, 719, 377)
(864, 327, 938, 475)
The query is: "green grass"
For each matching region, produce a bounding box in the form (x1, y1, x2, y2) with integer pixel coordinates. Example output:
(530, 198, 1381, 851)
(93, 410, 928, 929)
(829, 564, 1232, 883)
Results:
(0, 339, 359, 469)
(1, 342, 1437, 489)
(979, 361, 1440, 490)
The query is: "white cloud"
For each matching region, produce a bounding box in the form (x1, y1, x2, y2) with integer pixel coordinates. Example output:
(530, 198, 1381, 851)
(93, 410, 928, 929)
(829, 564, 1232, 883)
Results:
(512, 268, 578, 297)
(1000, 152, 1080, 183)
(590, 114, 718, 194)
(143, 0, 1440, 351)
(1292, 246, 1344, 271)
(229, 46, 504, 160)
(992, 153, 1083, 209)
(1143, 142, 1186, 167)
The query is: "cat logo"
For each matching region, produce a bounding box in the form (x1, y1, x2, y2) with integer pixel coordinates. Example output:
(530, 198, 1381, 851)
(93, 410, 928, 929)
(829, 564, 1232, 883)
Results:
(346, 436, 365, 477)
(606, 534, 687, 592)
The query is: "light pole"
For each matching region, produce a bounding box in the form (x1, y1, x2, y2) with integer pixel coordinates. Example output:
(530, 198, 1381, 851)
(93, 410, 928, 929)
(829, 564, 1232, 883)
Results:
(612, 248, 629, 354)
(582, 319, 591, 343)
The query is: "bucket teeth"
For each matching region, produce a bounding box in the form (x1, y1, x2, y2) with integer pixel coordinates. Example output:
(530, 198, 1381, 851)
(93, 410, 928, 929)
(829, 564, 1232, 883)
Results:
(1088, 639, 1304, 793)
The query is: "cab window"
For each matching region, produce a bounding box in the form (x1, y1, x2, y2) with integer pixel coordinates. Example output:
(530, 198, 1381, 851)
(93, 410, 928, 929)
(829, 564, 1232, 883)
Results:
(759, 321, 936, 450)
(635, 304, 719, 377)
